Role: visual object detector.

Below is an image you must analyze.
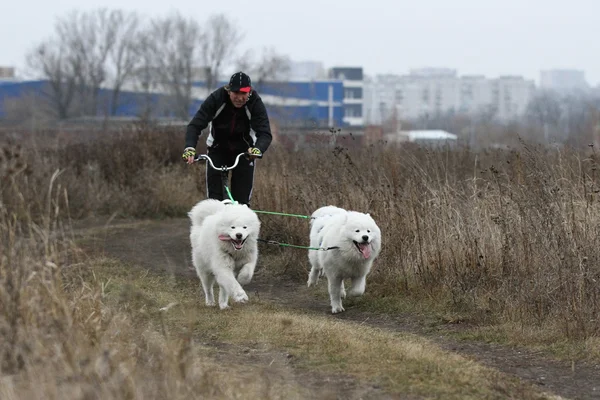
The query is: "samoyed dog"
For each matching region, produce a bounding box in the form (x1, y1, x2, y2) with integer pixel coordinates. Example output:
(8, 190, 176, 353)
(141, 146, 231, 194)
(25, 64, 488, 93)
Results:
(307, 207, 382, 314)
(188, 199, 261, 309)
(307, 205, 348, 286)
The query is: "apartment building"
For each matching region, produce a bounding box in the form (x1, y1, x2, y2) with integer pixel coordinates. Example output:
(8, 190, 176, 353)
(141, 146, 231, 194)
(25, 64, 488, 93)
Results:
(330, 67, 364, 126)
(364, 68, 535, 123)
(540, 69, 589, 93)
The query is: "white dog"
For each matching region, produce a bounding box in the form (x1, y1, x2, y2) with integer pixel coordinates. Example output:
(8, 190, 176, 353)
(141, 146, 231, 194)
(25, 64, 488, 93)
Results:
(188, 199, 261, 309)
(307, 205, 348, 286)
(307, 207, 382, 314)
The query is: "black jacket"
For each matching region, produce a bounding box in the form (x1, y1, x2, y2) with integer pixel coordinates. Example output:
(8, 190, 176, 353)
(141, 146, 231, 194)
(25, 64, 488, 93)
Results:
(185, 87, 272, 153)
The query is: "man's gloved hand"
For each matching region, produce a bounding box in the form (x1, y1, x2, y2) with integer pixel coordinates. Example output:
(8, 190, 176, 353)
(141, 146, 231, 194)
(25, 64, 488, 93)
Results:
(247, 147, 262, 160)
(182, 147, 196, 164)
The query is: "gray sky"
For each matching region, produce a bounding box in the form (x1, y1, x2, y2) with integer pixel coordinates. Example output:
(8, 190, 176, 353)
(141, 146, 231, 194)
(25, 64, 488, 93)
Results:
(2, 0, 599, 85)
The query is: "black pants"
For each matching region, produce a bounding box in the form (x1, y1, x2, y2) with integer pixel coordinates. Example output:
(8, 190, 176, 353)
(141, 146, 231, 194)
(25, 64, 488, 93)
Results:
(205, 147, 255, 205)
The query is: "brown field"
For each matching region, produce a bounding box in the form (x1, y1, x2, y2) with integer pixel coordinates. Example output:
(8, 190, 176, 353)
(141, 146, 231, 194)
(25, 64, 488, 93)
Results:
(1, 126, 599, 399)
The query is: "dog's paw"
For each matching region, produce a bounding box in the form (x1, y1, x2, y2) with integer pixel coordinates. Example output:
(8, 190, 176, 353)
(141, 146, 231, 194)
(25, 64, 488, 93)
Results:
(307, 277, 318, 287)
(205, 300, 216, 307)
(219, 303, 230, 310)
(331, 305, 345, 314)
(236, 269, 253, 286)
(340, 288, 347, 299)
(232, 291, 249, 303)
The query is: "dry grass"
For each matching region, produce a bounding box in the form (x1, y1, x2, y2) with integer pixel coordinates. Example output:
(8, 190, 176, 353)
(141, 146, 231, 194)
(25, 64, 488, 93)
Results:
(0, 212, 316, 399)
(71, 257, 558, 400)
(257, 138, 600, 347)
(2, 125, 600, 358)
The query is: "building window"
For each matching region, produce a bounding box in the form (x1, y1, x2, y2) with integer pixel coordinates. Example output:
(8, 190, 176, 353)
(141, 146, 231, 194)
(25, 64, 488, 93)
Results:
(344, 104, 362, 118)
(344, 87, 363, 99)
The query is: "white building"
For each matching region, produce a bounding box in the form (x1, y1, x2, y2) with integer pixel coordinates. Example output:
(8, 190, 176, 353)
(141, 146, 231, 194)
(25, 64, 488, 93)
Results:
(540, 69, 589, 93)
(459, 75, 495, 114)
(384, 129, 458, 147)
(409, 67, 457, 78)
(363, 74, 401, 125)
(492, 76, 536, 121)
(363, 68, 536, 123)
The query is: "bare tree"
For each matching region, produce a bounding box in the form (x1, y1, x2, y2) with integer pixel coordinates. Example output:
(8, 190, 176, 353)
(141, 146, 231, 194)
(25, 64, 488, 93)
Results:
(558, 93, 600, 146)
(526, 90, 562, 141)
(236, 46, 291, 90)
(106, 10, 141, 116)
(201, 14, 242, 91)
(131, 33, 161, 121)
(25, 38, 79, 120)
(56, 8, 118, 116)
(234, 46, 293, 125)
(141, 12, 202, 120)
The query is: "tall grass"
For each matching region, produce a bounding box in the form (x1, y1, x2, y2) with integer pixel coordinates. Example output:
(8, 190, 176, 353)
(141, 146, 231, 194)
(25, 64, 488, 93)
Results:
(2, 126, 600, 342)
(0, 162, 302, 399)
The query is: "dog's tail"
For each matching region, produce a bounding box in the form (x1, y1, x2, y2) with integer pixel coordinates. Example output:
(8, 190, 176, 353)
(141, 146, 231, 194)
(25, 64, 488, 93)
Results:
(188, 199, 226, 227)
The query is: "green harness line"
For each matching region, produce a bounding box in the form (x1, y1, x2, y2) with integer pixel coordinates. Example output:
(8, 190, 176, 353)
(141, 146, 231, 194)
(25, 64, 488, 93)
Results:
(224, 189, 313, 219)
(253, 210, 312, 219)
(222, 189, 328, 249)
(257, 238, 338, 251)
(225, 186, 235, 203)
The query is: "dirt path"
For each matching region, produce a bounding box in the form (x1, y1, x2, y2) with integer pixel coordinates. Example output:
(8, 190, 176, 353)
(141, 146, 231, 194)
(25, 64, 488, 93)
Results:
(75, 217, 600, 400)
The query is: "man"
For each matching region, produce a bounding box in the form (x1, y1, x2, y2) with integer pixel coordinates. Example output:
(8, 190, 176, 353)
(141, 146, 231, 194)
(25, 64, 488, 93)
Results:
(183, 71, 272, 205)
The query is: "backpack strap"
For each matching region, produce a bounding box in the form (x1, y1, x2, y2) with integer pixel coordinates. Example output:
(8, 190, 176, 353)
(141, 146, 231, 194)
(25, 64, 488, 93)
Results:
(213, 103, 226, 119)
(211, 103, 250, 121)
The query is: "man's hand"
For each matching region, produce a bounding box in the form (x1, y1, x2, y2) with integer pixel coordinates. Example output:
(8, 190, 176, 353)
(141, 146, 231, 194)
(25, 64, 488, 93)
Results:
(247, 147, 262, 160)
(182, 147, 196, 164)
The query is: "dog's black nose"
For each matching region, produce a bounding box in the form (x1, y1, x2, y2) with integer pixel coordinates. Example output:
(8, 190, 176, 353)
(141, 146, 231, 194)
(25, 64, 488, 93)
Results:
(236, 233, 243, 240)
(362, 235, 369, 242)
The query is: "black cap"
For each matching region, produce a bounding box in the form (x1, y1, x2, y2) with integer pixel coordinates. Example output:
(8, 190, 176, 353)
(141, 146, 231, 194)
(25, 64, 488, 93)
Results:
(228, 71, 252, 92)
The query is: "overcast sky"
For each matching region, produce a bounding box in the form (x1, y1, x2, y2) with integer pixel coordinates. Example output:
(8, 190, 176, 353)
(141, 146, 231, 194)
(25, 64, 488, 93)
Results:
(2, 0, 599, 85)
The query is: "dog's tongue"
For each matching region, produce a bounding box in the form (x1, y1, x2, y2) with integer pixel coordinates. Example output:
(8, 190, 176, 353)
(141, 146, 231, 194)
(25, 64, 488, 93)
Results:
(218, 234, 230, 241)
(358, 243, 371, 259)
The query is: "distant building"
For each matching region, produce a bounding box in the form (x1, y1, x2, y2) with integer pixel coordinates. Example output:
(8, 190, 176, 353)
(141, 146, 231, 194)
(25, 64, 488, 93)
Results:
(0, 66, 17, 83)
(540, 69, 589, 93)
(0, 64, 364, 129)
(384, 129, 458, 147)
(0, 78, 346, 128)
(330, 67, 364, 126)
(363, 68, 535, 123)
(491, 76, 536, 121)
(363, 74, 401, 125)
(409, 67, 457, 78)
(459, 75, 495, 114)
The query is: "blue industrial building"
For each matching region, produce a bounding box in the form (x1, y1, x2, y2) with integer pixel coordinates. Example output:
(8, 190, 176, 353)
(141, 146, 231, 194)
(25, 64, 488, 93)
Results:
(0, 78, 346, 127)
